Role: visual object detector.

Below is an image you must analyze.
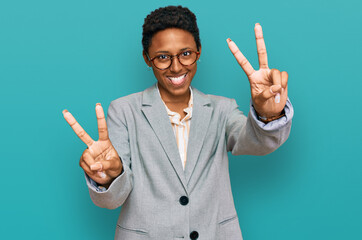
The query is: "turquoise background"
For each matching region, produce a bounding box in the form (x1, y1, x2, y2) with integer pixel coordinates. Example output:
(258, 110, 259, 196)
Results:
(1, 0, 361, 239)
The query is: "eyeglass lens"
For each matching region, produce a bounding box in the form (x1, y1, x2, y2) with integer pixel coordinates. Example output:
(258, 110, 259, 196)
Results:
(153, 51, 198, 69)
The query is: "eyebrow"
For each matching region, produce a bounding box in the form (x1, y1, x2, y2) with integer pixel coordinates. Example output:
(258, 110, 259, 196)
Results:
(155, 47, 192, 54)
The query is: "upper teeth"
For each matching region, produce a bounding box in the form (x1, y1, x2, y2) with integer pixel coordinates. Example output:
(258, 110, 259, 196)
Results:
(169, 74, 186, 81)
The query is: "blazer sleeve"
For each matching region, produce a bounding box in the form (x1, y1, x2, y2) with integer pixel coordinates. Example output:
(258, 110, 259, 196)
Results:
(226, 98, 294, 155)
(84, 100, 134, 209)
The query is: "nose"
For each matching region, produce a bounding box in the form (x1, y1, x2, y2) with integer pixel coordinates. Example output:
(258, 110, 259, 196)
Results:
(169, 56, 182, 73)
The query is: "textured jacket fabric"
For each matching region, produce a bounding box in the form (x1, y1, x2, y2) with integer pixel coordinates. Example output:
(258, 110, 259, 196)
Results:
(85, 84, 294, 240)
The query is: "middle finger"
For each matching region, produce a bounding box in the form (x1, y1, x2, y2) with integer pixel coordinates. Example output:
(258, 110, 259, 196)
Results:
(255, 23, 268, 69)
(95, 103, 109, 141)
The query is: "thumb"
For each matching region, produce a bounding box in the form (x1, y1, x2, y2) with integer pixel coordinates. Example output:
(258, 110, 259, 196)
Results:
(257, 85, 282, 103)
(90, 162, 103, 171)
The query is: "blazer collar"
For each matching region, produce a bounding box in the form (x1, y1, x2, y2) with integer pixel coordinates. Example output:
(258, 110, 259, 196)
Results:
(141, 84, 213, 190)
(184, 87, 213, 184)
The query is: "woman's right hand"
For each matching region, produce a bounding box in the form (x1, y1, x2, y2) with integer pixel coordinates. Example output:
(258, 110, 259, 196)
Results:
(63, 103, 123, 186)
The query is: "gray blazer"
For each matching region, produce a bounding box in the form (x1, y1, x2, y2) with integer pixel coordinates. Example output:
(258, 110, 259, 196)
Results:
(86, 84, 293, 240)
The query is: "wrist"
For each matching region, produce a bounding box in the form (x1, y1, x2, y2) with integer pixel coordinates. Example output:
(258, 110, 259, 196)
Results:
(256, 109, 285, 123)
(101, 181, 112, 189)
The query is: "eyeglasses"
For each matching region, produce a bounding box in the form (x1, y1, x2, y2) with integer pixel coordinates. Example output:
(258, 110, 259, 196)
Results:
(147, 50, 200, 70)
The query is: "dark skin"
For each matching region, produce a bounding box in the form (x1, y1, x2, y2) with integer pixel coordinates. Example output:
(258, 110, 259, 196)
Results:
(143, 28, 201, 119)
(63, 24, 289, 186)
(226, 23, 288, 118)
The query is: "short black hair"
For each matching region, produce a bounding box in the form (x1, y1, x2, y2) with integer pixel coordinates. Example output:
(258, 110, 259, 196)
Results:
(142, 6, 201, 54)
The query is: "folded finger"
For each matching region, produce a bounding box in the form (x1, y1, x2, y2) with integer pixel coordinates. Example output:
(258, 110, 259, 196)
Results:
(101, 157, 121, 171)
(80, 160, 106, 180)
(271, 69, 282, 87)
(81, 150, 95, 169)
(227, 38, 255, 77)
(101, 160, 112, 170)
(95, 103, 109, 141)
(281, 71, 288, 89)
(255, 23, 268, 69)
(258, 85, 282, 102)
(63, 110, 94, 146)
(80, 159, 92, 175)
(90, 162, 103, 171)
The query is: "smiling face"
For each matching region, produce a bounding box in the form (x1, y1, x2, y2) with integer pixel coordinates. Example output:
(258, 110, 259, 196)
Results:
(143, 28, 201, 103)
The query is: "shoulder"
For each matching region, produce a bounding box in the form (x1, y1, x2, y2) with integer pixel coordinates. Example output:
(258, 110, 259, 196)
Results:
(109, 84, 156, 108)
(207, 94, 236, 106)
(110, 92, 143, 108)
(107, 84, 160, 118)
(192, 87, 237, 110)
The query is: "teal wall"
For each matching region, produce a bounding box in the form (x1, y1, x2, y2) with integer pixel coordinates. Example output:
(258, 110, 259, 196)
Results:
(1, 0, 361, 239)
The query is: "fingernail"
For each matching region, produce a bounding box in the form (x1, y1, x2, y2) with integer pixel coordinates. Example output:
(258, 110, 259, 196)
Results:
(96, 104, 102, 111)
(62, 109, 68, 115)
(98, 172, 106, 178)
(255, 23, 260, 26)
(270, 88, 275, 94)
(275, 93, 280, 103)
(63, 111, 71, 119)
(226, 38, 231, 43)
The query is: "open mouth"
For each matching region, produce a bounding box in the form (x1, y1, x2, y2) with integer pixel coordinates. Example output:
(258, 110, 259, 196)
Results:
(167, 73, 188, 86)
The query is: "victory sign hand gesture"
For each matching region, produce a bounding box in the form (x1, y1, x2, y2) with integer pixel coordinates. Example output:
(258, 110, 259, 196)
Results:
(227, 23, 288, 118)
(63, 103, 123, 186)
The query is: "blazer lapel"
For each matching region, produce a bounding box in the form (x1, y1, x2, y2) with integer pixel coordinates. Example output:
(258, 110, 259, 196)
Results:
(141, 85, 188, 191)
(184, 88, 213, 184)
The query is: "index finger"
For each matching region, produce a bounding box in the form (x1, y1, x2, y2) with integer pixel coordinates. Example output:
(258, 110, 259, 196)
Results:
(95, 103, 109, 141)
(63, 110, 94, 146)
(255, 23, 268, 69)
(227, 38, 255, 77)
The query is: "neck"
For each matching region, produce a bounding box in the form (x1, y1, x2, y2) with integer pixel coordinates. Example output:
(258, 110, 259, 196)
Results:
(158, 85, 190, 105)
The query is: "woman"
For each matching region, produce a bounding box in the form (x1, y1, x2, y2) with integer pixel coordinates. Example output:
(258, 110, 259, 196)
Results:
(63, 6, 293, 240)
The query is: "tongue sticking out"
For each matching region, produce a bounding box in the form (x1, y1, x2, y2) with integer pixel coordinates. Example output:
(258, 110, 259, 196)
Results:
(169, 73, 186, 86)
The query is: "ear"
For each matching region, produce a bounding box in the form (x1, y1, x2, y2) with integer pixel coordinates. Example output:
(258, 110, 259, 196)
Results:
(143, 50, 152, 67)
(197, 45, 202, 60)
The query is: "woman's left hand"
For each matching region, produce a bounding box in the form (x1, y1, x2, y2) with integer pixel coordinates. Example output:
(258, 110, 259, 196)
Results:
(227, 23, 288, 118)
